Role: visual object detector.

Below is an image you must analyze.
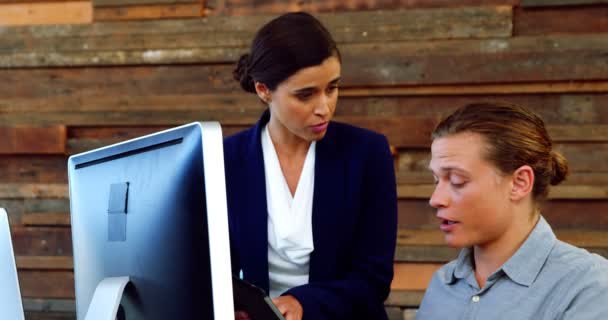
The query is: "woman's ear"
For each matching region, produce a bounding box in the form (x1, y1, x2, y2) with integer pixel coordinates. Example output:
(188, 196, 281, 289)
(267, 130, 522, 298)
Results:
(510, 165, 535, 201)
(254, 82, 272, 104)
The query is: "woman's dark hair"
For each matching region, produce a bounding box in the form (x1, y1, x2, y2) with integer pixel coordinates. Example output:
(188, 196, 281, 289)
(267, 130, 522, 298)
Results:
(432, 102, 569, 200)
(233, 12, 341, 93)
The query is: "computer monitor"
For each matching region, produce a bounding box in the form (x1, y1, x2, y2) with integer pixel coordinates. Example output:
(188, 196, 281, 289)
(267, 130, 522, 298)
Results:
(68, 122, 233, 320)
(0, 208, 25, 320)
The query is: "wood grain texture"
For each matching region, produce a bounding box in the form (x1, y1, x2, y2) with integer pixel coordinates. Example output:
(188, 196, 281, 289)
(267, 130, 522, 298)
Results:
(0, 127, 66, 154)
(0, 156, 67, 183)
(18, 270, 74, 298)
(11, 226, 72, 256)
(385, 289, 425, 307)
(0, 7, 513, 67)
(391, 263, 442, 290)
(0, 184, 68, 199)
(3, 33, 607, 83)
(23, 298, 75, 313)
(215, 0, 518, 15)
(94, 3, 202, 21)
(0, 1, 92, 26)
(514, 6, 608, 36)
(94, 0, 198, 5)
(16, 256, 73, 270)
(1, 7, 511, 42)
(521, 0, 608, 7)
(22, 213, 71, 226)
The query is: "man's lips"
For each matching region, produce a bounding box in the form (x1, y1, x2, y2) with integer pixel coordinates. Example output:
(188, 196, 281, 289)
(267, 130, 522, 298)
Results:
(438, 216, 460, 232)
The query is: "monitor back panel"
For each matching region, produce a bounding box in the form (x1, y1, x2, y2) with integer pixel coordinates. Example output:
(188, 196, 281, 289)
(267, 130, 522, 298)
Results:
(68, 124, 213, 320)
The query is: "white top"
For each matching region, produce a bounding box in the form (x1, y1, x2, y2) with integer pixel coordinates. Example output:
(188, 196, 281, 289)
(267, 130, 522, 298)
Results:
(261, 124, 315, 298)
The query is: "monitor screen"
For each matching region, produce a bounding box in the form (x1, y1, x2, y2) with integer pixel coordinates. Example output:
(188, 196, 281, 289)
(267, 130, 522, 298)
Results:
(68, 122, 233, 320)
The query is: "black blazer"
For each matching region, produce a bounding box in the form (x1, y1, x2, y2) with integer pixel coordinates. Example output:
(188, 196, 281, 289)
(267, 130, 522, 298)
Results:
(224, 111, 397, 320)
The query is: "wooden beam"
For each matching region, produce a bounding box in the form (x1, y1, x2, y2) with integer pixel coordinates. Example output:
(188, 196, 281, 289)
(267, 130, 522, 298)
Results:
(2, 33, 607, 86)
(395, 245, 459, 262)
(24, 198, 70, 214)
(4, 6, 511, 41)
(340, 82, 608, 96)
(94, 3, 202, 21)
(22, 298, 75, 313)
(0, 126, 66, 155)
(217, 0, 518, 15)
(384, 290, 425, 308)
(340, 34, 608, 87)
(18, 270, 74, 298)
(0, 156, 67, 183)
(0, 7, 513, 67)
(521, 0, 608, 7)
(0, 1, 92, 26)
(391, 263, 441, 290)
(514, 6, 608, 36)
(16, 256, 73, 270)
(22, 213, 71, 226)
(0, 184, 68, 199)
(94, 0, 197, 5)
(10, 226, 72, 256)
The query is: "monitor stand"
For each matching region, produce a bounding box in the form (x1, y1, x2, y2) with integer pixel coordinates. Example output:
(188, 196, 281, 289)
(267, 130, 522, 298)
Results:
(85, 276, 130, 320)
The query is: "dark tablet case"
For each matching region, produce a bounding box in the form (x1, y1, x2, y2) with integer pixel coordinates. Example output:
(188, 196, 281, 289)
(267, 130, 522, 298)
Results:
(232, 276, 286, 320)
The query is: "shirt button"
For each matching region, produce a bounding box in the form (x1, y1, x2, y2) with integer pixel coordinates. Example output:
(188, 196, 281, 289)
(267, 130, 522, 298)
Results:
(472, 295, 480, 303)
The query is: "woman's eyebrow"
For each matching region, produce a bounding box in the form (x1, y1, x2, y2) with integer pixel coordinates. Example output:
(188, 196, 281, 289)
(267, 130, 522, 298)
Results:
(293, 87, 316, 94)
(293, 77, 342, 93)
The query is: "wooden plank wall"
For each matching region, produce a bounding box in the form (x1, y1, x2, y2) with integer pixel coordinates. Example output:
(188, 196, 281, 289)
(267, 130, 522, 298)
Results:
(1, 1, 608, 319)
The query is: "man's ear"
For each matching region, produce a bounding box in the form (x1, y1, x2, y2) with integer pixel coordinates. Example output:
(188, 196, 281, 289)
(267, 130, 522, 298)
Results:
(510, 165, 535, 201)
(254, 82, 271, 104)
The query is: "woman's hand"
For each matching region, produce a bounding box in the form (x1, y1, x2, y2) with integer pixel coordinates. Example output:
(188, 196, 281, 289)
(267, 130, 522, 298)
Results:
(272, 295, 303, 320)
(235, 310, 251, 320)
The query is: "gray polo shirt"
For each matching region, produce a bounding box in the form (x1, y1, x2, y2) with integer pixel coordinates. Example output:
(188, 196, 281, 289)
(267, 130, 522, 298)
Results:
(417, 216, 608, 320)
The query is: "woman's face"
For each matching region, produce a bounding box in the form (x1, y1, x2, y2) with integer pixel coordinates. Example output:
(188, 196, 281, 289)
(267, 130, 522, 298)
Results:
(429, 132, 515, 249)
(263, 56, 341, 142)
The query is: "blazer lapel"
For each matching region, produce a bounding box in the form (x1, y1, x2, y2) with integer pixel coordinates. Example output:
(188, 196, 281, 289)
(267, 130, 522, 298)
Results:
(309, 122, 347, 281)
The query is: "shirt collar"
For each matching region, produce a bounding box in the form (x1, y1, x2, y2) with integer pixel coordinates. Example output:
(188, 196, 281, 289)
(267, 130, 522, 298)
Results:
(441, 216, 556, 287)
(501, 216, 556, 286)
(441, 247, 474, 285)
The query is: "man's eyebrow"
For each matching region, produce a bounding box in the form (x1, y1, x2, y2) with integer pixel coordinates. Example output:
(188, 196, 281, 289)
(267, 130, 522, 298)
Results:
(428, 166, 470, 175)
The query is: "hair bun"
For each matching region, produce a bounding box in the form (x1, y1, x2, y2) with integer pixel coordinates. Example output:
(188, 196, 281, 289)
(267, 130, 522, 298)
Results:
(233, 53, 256, 93)
(550, 151, 569, 185)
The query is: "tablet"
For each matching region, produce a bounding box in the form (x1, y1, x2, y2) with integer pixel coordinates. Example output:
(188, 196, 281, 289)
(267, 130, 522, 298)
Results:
(232, 276, 286, 320)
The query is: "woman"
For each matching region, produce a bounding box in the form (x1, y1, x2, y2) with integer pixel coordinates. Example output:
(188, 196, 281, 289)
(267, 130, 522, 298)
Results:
(223, 12, 397, 320)
(417, 103, 608, 319)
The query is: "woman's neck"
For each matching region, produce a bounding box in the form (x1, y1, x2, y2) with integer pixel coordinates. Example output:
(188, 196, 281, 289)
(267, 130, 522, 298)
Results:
(473, 210, 540, 288)
(267, 117, 311, 158)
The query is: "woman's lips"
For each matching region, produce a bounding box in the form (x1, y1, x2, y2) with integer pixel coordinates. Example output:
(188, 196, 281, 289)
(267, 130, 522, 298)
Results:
(311, 122, 328, 133)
